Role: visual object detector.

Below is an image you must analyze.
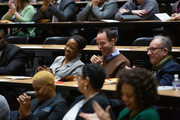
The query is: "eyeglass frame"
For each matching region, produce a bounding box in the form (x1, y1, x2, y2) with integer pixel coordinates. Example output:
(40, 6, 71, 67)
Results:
(147, 47, 164, 52)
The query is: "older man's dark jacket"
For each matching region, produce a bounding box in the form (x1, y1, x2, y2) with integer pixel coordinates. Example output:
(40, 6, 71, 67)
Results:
(156, 58, 180, 86)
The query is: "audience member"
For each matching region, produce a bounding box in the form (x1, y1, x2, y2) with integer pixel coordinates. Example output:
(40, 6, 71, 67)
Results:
(79, 67, 160, 120)
(17, 71, 68, 120)
(171, 0, 180, 20)
(115, 0, 159, 20)
(77, 0, 118, 43)
(0, 31, 26, 75)
(38, 35, 87, 79)
(77, 0, 118, 21)
(63, 63, 115, 120)
(147, 36, 180, 86)
(0, 95, 10, 120)
(90, 28, 130, 78)
(32, 0, 76, 43)
(33, 0, 75, 22)
(2, 0, 36, 37)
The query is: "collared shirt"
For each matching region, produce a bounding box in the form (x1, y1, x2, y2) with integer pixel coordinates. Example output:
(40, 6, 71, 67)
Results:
(52, 0, 61, 22)
(62, 99, 85, 120)
(54, 0, 61, 4)
(104, 49, 120, 62)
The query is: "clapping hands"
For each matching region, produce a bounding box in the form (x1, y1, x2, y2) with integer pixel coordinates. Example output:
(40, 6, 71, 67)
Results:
(90, 55, 103, 65)
(8, 0, 16, 15)
(17, 93, 31, 120)
(38, 65, 53, 73)
(91, 0, 101, 7)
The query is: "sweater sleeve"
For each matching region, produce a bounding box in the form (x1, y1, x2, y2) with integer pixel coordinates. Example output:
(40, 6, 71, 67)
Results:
(77, 3, 92, 21)
(91, 1, 118, 20)
(17, 5, 36, 22)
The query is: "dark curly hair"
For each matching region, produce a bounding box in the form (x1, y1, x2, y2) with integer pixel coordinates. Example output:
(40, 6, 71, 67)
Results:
(82, 63, 106, 90)
(115, 67, 158, 110)
(71, 35, 87, 52)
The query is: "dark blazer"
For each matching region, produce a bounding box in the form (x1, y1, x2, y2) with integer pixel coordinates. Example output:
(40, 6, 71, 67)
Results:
(0, 43, 26, 75)
(24, 93, 68, 120)
(156, 58, 180, 86)
(68, 92, 115, 120)
(33, 0, 75, 22)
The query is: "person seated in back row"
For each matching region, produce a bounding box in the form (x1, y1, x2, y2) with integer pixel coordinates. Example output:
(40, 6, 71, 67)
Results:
(115, 0, 159, 20)
(77, 0, 118, 21)
(38, 35, 87, 79)
(2, 0, 36, 37)
(171, 0, 180, 20)
(33, 0, 75, 22)
(77, 0, 118, 43)
(33, 0, 76, 43)
(80, 67, 160, 120)
(90, 28, 130, 78)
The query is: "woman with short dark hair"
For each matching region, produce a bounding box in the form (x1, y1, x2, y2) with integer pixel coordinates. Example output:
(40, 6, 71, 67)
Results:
(63, 63, 115, 120)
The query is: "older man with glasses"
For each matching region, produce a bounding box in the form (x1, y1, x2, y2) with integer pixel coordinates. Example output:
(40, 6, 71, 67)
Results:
(147, 36, 180, 86)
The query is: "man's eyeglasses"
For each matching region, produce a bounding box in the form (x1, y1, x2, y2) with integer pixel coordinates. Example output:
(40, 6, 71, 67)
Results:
(147, 47, 164, 52)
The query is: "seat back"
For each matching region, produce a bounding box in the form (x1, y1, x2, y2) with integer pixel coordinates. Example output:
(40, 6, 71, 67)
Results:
(7, 36, 29, 44)
(132, 37, 154, 46)
(43, 37, 70, 44)
(90, 38, 97, 45)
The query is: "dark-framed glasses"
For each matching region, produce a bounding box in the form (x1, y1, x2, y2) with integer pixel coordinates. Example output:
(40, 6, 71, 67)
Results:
(147, 47, 164, 52)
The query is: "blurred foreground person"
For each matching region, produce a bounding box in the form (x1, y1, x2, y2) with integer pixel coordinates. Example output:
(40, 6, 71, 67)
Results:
(80, 67, 160, 120)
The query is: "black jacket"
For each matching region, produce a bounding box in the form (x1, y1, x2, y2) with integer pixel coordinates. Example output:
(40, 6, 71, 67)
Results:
(0, 43, 26, 75)
(68, 92, 115, 120)
(24, 93, 68, 120)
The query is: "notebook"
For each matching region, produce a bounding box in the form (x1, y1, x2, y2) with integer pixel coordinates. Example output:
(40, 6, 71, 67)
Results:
(155, 13, 173, 22)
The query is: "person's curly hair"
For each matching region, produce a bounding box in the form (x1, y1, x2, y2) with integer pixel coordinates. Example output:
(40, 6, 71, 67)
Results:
(115, 67, 158, 110)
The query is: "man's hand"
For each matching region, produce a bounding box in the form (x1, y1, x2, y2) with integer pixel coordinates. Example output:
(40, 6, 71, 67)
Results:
(172, 13, 180, 20)
(132, 10, 147, 16)
(91, 0, 101, 7)
(90, 55, 103, 65)
(118, 8, 129, 13)
(42, 0, 53, 12)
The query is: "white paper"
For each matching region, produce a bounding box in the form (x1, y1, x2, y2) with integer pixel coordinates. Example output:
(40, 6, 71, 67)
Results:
(158, 86, 173, 90)
(117, 48, 131, 51)
(172, 49, 180, 52)
(155, 13, 173, 22)
(0, 79, 10, 81)
(6, 76, 31, 80)
(21, 46, 43, 48)
(102, 19, 120, 23)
